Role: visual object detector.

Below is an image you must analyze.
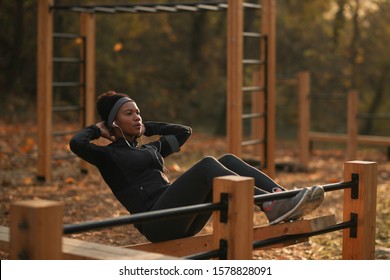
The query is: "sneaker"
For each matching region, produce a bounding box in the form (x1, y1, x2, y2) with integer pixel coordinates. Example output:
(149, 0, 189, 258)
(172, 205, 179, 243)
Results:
(263, 187, 313, 225)
(302, 185, 324, 216)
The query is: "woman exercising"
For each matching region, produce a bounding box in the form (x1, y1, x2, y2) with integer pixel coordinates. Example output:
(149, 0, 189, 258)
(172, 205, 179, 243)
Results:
(70, 91, 324, 242)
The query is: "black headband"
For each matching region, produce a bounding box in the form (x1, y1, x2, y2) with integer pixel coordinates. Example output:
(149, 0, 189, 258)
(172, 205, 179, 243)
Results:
(107, 97, 133, 127)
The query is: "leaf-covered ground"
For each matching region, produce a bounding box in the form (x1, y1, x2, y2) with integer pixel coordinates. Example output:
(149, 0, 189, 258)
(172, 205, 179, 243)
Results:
(1, 121, 389, 260)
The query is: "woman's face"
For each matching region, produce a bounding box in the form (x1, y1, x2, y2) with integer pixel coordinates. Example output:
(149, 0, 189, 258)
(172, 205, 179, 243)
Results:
(113, 101, 142, 140)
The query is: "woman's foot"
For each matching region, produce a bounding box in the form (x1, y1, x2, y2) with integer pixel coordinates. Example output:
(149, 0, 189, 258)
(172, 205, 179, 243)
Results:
(303, 185, 324, 216)
(262, 188, 313, 225)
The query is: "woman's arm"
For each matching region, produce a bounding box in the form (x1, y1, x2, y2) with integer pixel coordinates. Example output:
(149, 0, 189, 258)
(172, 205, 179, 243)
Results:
(69, 124, 110, 165)
(142, 121, 192, 157)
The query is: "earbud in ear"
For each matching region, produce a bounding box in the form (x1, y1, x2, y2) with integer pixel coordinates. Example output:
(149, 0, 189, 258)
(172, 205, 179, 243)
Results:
(112, 121, 118, 127)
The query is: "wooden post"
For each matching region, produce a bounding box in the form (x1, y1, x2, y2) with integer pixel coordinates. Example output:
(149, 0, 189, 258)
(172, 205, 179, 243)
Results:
(79, 12, 96, 173)
(227, 0, 244, 157)
(298, 71, 310, 168)
(80, 13, 96, 128)
(261, 0, 276, 178)
(346, 90, 358, 160)
(10, 200, 64, 260)
(342, 161, 377, 259)
(37, 0, 54, 182)
(213, 176, 254, 260)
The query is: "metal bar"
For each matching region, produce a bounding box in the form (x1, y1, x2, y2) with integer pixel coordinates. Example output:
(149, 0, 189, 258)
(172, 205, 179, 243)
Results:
(51, 1, 228, 14)
(135, 6, 157, 13)
(357, 113, 390, 120)
(53, 57, 83, 63)
(185, 248, 225, 260)
(64, 201, 225, 234)
(242, 139, 264, 147)
(242, 112, 265, 119)
(254, 180, 356, 204)
(243, 32, 262, 38)
(53, 105, 81, 112)
(94, 6, 116, 13)
(243, 2, 262, 9)
(243, 59, 263, 65)
(53, 33, 83, 39)
(242, 86, 263, 92)
(176, 5, 198, 11)
(52, 82, 84, 87)
(198, 4, 220, 11)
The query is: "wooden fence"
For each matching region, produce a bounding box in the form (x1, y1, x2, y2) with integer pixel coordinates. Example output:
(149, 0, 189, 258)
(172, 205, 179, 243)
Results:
(0, 161, 377, 260)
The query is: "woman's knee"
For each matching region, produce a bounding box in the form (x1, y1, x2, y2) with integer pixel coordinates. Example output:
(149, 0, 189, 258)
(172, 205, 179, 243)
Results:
(218, 153, 240, 165)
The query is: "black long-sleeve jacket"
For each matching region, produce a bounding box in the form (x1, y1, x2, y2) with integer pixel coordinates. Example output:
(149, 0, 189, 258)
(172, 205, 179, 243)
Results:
(69, 121, 192, 215)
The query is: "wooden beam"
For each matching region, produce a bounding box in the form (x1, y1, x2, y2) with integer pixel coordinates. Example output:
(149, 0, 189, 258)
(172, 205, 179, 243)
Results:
(213, 176, 254, 260)
(62, 237, 177, 260)
(126, 234, 215, 257)
(342, 161, 377, 259)
(37, 0, 54, 182)
(227, 0, 244, 156)
(10, 200, 63, 259)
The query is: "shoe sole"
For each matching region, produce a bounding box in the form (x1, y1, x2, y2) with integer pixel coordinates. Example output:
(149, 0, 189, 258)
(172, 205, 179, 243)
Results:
(302, 186, 324, 216)
(269, 188, 312, 225)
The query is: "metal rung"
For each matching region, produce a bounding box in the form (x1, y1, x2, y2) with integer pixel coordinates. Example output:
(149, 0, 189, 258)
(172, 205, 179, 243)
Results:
(156, 5, 176, 12)
(176, 5, 198, 11)
(53, 33, 83, 39)
(243, 32, 262, 38)
(243, 59, 263, 65)
(94, 6, 116, 13)
(52, 82, 84, 87)
(242, 113, 265, 119)
(136, 6, 157, 12)
(53, 105, 81, 112)
(242, 86, 263, 92)
(53, 130, 80, 137)
(115, 7, 136, 13)
(53, 57, 84, 63)
(242, 139, 264, 146)
(198, 4, 220, 11)
(243, 2, 262, 9)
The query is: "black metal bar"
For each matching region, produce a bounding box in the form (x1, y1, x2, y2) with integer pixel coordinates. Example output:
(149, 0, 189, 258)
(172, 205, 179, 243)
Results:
(53, 105, 81, 112)
(185, 248, 225, 260)
(219, 193, 229, 223)
(349, 213, 358, 238)
(53, 57, 84, 63)
(351, 174, 359, 199)
(64, 201, 225, 234)
(253, 218, 357, 250)
(53, 33, 83, 39)
(51, 1, 228, 14)
(357, 113, 390, 120)
(254, 180, 356, 204)
(52, 82, 84, 87)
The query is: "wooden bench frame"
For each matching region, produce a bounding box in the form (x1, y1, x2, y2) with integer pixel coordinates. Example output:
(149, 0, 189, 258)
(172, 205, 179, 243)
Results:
(0, 161, 377, 260)
(298, 71, 390, 168)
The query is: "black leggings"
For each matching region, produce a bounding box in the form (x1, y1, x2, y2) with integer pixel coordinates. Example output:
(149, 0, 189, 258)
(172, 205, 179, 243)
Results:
(140, 154, 286, 242)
